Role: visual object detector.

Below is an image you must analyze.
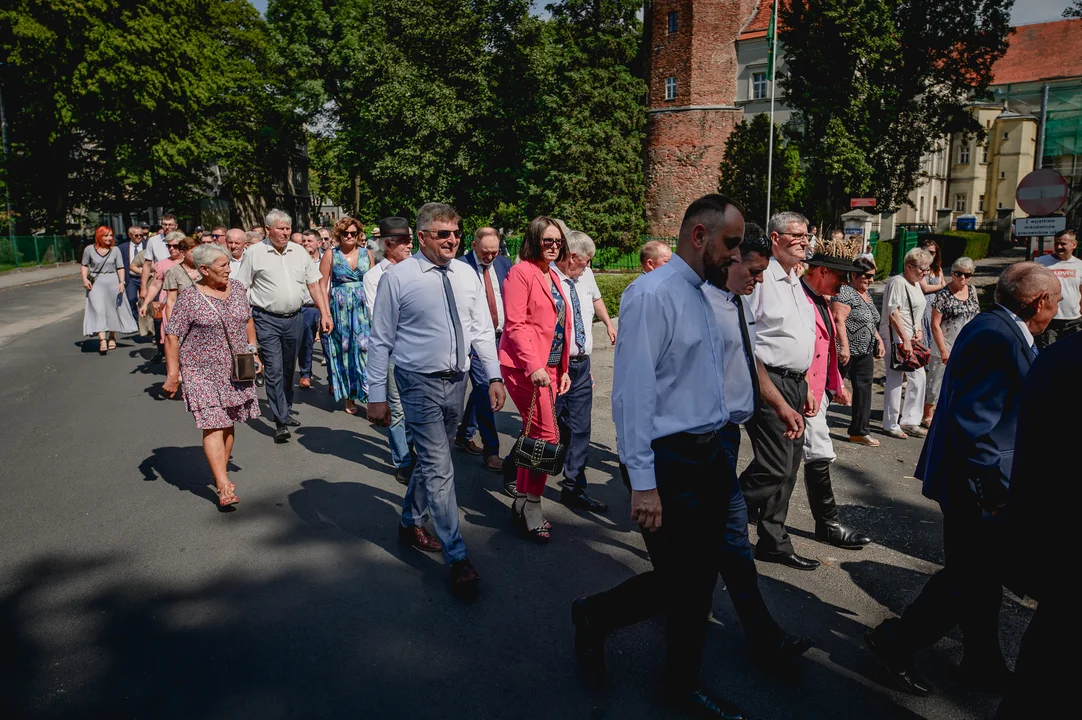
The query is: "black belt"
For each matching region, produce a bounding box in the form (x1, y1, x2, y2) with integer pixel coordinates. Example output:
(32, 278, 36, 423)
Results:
(253, 306, 300, 319)
(421, 370, 465, 380)
(569, 355, 588, 364)
(764, 365, 806, 382)
(654, 429, 720, 448)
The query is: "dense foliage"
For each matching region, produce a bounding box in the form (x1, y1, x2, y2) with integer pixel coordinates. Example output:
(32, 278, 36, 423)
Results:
(717, 114, 804, 228)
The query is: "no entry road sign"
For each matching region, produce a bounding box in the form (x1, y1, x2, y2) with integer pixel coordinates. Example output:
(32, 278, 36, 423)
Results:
(1016, 168, 1069, 216)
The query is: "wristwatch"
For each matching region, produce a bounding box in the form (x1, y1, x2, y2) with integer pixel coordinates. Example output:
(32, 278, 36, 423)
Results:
(489, 378, 504, 384)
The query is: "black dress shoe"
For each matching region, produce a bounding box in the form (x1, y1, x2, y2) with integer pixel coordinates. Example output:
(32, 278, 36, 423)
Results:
(571, 598, 606, 688)
(663, 688, 746, 720)
(864, 628, 932, 696)
(815, 521, 872, 549)
(501, 481, 518, 500)
(284, 417, 301, 427)
(559, 488, 608, 513)
(750, 633, 813, 668)
(274, 425, 291, 443)
(755, 547, 820, 570)
(394, 465, 413, 486)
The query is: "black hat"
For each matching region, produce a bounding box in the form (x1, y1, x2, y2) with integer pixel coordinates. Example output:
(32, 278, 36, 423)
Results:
(805, 237, 863, 273)
(379, 216, 411, 238)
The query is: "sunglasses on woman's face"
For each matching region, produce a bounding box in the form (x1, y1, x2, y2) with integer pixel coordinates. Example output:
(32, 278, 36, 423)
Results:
(167, 244, 180, 249)
(953, 271, 972, 278)
(343, 230, 361, 238)
(541, 237, 563, 247)
(861, 272, 875, 279)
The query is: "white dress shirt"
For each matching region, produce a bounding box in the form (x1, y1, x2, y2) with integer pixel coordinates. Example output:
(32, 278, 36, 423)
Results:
(128, 241, 144, 264)
(550, 263, 602, 356)
(144, 233, 169, 264)
(748, 257, 816, 372)
(997, 304, 1036, 351)
(474, 258, 505, 333)
(364, 258, 392, 317)
(368, 252, 500, 403)
(229, 257, 242, 278)
(704, 285, 757, 425)
(613, 254, 728, 491)
(234, 241, 322, 315)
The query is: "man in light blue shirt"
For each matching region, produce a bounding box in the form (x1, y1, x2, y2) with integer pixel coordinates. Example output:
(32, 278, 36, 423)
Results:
(571, 194, 750, 720)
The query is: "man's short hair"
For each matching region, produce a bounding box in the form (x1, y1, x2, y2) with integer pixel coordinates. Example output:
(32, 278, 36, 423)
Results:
(566, 230, 596, 258)
(128, 225, 142, 234)
(302, 229, 321, 240)
(680, 194, 747, 238)
(244, 231, 263, 245)
(162, 214, 177, 223)
(768, 211, 809, 238)
(474, 227, 499, 244)
(212, 225, 227, 234)
(740, 222, 772, 260)
(1054, 228, 1077, 241)
(640, 239, 671, 266)
(995, 262, 1058, 320)
(416, 202, 460, 231)
(265, 208, 292, 228)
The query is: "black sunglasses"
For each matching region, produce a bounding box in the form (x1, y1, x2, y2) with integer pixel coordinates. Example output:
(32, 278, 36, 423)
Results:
(342, 230, 363, 238)
(953, 271, 972, 278)
(860, 272, 875, 279)
(167, 243, 180, 248)
(541, 237, 563, 247)
(426, 229, 463, 240)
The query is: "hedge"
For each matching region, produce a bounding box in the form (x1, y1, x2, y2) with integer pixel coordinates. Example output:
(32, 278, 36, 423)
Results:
(873, 240, 893, 280)
(595, 272, 638, 318)
(926, 231, 991, 270)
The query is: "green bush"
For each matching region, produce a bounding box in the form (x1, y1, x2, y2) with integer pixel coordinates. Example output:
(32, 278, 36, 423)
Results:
(595, 272, 638, 318)
(926, 231, 990, 269)
(873, 240, 893, 280)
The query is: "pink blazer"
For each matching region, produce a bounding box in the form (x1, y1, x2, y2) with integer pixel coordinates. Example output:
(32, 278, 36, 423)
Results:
(498, 261, 571, 376)
(804, 286, 844, 404)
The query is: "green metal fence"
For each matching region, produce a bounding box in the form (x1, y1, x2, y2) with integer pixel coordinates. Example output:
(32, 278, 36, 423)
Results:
(461, 234, 676, 273)
(0, 235, 78, 270)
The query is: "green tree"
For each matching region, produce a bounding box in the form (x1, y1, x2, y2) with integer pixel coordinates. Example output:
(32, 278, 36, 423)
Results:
(780, 0, 1011, 224)
(717, 114, 805, 227)
(1065, 1, 1082, 18)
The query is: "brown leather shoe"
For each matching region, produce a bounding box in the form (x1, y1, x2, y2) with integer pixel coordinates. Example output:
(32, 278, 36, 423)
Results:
(455, 438, 483, 455)
(299, 376, 311, 389)
(483, 455, 504, 473)
(398, 524, 442, 553)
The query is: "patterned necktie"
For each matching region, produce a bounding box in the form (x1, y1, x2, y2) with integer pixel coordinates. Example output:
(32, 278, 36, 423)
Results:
(433, 265, 466, 370)
(732, 296, 761, 412)
(566, 278, 587, 355)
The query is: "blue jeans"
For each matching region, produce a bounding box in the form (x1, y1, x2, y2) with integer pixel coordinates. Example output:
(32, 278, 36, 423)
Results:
(457, 343, 500, 457)
(386, 359, 412, 469)
(396, 367, 469, 564)
(298, 306, 321, 379)
(555, 355, 593, 490)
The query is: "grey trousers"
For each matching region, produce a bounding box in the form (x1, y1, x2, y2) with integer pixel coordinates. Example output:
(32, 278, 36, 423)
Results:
(253, 309, 304, 426)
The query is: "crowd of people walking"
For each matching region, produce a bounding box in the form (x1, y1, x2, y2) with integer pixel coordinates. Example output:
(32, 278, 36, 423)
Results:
(80, 199, 1078, 719)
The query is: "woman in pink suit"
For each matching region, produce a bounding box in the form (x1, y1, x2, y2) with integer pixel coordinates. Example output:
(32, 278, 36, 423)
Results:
(499, 217, 572, 542)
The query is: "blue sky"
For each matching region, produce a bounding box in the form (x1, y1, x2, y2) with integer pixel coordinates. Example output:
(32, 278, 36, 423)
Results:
(248, 1, 1070, 27)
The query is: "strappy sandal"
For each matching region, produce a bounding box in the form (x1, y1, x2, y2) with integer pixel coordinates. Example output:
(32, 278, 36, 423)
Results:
(517, 498, 551, 543)
(98, 340, 108, 355)
(107, 338, 117, 350)
(216, 485, 239, 508)
(344, 399, 358, 415)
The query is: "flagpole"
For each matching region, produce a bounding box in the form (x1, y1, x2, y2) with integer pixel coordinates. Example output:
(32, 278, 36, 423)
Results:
(764, 0, 780, 228)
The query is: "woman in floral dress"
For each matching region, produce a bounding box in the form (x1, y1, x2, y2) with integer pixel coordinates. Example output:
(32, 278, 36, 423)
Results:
(319, 216, 375, 414)
(926, 256, 981, 418)
(164, 244, 260, 508)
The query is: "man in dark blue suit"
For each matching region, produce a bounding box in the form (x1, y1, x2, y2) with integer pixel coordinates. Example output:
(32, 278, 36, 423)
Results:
(865, 262, 1061, 697)
(454, 228, 512, 481)
(116, 225, 147, 324)
(996, 330, 1081, 717)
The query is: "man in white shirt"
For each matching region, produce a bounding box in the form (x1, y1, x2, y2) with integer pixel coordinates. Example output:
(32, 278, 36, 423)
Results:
(738, 211, 824, 571)
(140, 214, 178, 301)
(235, 209, 332, 443)
(453, 227, 512, 476)
(1035, 228, 1082, 348)
(550, 230, 616, 513)
(573, 194, 749, 718)
(368, 203, 505, 600)
(225, 228, 246, 277)
(365, 217, 416, 484)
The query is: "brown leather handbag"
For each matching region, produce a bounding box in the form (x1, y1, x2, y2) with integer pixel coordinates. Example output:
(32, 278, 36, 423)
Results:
(197, 289, 257, 383)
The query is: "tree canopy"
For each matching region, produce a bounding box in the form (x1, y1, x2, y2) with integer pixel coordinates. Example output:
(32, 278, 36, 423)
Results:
(718, 114, 804, 229)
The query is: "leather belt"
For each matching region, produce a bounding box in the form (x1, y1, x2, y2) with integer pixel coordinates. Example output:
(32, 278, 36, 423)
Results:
(655, 429, 720, 447)
(422, 370, 465, 380)
(569, 355, 588, 363)
(253, 306, 300, 319)
(764, 365, 806, 382)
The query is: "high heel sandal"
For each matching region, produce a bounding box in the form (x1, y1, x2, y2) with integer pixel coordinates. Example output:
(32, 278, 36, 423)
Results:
(98, 340, 108, 355)
(515, 498, 551, 543)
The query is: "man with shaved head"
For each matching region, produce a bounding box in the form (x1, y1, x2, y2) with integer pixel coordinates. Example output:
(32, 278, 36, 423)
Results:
(866, 262, 1060, 697)
(640, 239, 672, 273)
(225, 228, 246, 275)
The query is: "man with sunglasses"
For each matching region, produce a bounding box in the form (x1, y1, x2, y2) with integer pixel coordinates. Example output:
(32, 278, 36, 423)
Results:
(1034, 228, 1082, 348)
(364, 217, 417, 485)
(118, 225, 147, 321)
(210, 226, 228, 248)
(368, 203, 505, 600)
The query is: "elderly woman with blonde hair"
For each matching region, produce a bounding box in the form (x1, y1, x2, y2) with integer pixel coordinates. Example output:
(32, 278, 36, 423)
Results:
(924, 256, 981, 423)
(164, 243, 260, 509)
(880, 246, 934, 439)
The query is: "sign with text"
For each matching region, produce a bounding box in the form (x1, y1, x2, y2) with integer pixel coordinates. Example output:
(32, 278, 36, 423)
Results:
(1014, 216, 1066, 237)
(850, 198, 877, 208)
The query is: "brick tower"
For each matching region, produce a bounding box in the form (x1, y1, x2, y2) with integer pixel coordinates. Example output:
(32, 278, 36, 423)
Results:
(644, 0, 758, 236)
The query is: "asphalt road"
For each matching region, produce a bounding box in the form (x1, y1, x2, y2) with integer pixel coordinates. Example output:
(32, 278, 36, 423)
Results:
(0, 274, 1030, 720)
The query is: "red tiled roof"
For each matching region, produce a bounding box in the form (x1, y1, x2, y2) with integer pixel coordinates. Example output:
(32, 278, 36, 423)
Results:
(738, 0, 779, 41)
(993, 19, 1082, 85)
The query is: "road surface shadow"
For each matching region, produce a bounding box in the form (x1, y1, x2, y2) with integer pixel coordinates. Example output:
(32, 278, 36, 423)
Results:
(138, 445, 241, 507)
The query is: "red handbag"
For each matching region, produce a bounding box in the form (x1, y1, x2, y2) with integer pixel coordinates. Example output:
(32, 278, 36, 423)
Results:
(890, 292, 930, 371)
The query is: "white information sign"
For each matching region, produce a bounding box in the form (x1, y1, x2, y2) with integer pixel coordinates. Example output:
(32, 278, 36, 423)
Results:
(1014, 216, 1066, 237)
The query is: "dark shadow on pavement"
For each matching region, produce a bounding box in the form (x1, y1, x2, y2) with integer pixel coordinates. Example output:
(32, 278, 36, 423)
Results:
(138, 445, 239, 507)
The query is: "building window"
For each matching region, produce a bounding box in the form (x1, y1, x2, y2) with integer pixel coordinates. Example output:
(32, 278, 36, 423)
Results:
(751, 72, 767, 100)
(667, 11, 678, 34)
(1003, 131, 1009, 140)
(978, 194, 985, 211)
(958, 143, 970, 164)
(955, 193, 966, 212)
(919, 196, 925, 217)
(981, 144, 989, 164)
(664, 76, 676, 101)
(1000, 171, 1006, 179)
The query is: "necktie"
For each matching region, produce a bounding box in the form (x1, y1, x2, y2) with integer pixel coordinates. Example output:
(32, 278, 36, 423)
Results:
(433, 265, 466, 371)
(482, 264, 499, 333)
(566, 278, 587, 355)
(732, 296, 761, 411)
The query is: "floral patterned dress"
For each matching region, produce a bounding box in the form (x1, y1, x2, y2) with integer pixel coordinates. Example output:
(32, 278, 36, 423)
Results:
(164, 279, 260, 429)
(326, 248, 371, 402)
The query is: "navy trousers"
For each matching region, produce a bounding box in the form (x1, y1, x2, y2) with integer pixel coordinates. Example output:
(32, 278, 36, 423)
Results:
(253, 309, 304, 426)
(457, 343, 500, 457)
(124, 278, 141, 322)
(555, 355, 593, 491)
(297, 305, 321, 379)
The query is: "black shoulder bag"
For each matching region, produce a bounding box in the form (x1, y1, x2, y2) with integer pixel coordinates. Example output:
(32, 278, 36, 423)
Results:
(512, 386, 566, 476)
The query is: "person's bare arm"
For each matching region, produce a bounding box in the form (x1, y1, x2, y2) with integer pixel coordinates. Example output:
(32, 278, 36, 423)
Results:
(889, 308, 911, 351)
(319, 249, 333, 298)
(757, 359, 804, 438)
(832, 300, 852, 366)
(592, 297, 617, 344)
(140, 261, 153, 300)
(931, 308, 949, 361)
